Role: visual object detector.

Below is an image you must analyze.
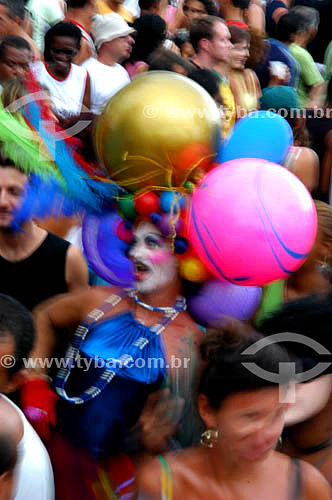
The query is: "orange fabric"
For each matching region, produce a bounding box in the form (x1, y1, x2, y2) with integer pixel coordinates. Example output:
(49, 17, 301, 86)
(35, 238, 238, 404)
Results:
(96, 0, 134, 22)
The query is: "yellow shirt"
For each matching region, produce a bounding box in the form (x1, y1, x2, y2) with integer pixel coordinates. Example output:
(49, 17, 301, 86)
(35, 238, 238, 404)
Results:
(219, 80, 236, 137)
(230, 69, 261, 120)
(96, 0, 134, 23)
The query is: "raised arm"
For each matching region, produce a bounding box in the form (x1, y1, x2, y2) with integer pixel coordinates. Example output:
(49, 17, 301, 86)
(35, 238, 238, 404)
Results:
(21, 287, 109, 439)
(31, 287, 93, 372)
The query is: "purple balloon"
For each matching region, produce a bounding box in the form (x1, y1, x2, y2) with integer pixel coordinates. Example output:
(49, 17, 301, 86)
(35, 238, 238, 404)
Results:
(159, 214, 184, 236)
(188, 280, 262, 326)
(82, 213, 135, 287)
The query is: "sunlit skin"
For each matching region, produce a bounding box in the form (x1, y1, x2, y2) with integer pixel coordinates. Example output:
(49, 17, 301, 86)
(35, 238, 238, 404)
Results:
(230, 40, 250, 70)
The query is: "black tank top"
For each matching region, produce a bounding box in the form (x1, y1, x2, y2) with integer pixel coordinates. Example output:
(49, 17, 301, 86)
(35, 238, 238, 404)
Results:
(0, 232, 70, 310)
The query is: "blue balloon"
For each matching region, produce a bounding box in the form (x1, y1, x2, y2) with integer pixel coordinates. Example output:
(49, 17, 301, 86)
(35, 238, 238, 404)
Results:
(151, 212, 162, 225)
(218, 111, 293, 165)
(160, 191, 185, 213)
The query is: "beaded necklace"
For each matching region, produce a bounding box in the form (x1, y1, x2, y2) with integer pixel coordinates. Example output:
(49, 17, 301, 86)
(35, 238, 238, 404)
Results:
(128, 289, 186, 313)
(55, 289, 186, 405)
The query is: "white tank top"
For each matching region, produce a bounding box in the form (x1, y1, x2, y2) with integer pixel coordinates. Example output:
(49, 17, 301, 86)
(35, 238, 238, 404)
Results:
(32, 60, 89, 118)
(1, 395, 54, 500)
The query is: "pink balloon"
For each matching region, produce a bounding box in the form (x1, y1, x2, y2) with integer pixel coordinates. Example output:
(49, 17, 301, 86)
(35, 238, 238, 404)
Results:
(189, 159, 317, 286)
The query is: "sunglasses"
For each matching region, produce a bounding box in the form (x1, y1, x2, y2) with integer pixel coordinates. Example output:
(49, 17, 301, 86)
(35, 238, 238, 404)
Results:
(50, 47, 78, 56)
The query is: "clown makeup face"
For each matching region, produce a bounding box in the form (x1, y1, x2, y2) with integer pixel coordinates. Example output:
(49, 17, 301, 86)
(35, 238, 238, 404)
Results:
(129, 222, 178, 295)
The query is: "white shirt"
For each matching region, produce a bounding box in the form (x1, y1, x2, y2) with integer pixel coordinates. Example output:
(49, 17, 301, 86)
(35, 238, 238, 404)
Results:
(1, 395, 54, 500)
(81, 57, 130, 115)
(123, 0, 140, 18)
(31, 61, 89, 118)
(65, 225, 84, 253)
(26, 0, 64, 51)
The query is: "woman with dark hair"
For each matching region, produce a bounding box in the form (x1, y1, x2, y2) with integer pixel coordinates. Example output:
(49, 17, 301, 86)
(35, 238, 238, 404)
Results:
(173, 31, 195, 59)
(125, 14, 167, 77)
(148, 47, 194, 74)
(228, 24, 261, 119)
(137, 323, 332, 499)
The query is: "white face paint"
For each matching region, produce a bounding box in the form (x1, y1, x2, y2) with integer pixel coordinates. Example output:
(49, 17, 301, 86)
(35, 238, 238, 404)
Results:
(129, 222, 178, 294)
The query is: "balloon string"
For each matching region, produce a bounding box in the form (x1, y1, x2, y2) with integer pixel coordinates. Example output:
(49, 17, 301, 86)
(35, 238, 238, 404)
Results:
(115, 171, 165, 188)
(169, 196, 179, 253)
(90, 171, 165, 188)
(181, 152, 216, 185)
(94, 151, 215, 191)
(123, 153, 172, 174)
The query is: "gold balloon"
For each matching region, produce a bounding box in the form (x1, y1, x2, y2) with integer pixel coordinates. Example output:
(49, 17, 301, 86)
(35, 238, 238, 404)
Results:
(94, 71, 221, 193)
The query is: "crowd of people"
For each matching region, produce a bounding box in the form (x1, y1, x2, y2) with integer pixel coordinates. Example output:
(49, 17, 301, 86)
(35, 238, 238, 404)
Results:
(0, 0, 332, 499)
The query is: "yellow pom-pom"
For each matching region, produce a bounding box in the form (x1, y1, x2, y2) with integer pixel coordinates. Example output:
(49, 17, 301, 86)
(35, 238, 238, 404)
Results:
(180, 257, 209, 282)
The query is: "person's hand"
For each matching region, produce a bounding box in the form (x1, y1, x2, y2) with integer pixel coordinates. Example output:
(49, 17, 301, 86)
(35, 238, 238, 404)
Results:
(21, 378, 58, 440)
(138, 388, 184, 454)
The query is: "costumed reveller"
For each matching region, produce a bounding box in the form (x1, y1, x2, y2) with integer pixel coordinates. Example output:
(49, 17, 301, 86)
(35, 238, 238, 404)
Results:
(19, 71, 222, 499)
(27, 214, 203, 499)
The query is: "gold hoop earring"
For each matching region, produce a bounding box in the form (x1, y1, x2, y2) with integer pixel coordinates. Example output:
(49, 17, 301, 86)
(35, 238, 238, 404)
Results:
(200, 429, 219, 448)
